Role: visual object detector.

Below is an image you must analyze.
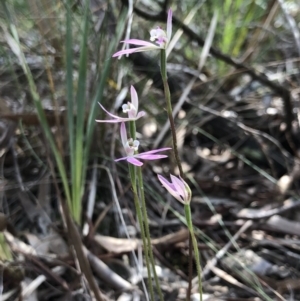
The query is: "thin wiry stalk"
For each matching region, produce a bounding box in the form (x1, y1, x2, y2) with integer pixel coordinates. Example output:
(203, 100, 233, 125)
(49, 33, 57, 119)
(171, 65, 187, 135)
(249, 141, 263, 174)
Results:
(137, 167, 164, 301)
(129, 164, 156, 301)
(160, 49, 183, 177)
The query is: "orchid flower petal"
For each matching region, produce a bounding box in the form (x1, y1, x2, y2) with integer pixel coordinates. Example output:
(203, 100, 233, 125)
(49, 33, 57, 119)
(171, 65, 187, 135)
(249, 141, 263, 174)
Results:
(171, 175, 186, 201)
(98, 104, 119, 118)
(96, 118, 129, 123)
(132, 147, 171, 160)
(113, 46, 159, 57)
(158, 174, 192, 204)
(137, 147, 171, 155)
(171, 174, 185, 194)
(96, 104, 127, 123)
(157, 175, 183, 203)
(122, 39, 158, 47)
(136, 154, 168, 160)
(127, 157, 143, 166)
(157, 175, 174, 190)
(136, 111, 146, 119)
(114, 156, 143, 166)
(114, 156, 127, 162)
(112, 48, 143, 57)
(130, 86, 138, 112)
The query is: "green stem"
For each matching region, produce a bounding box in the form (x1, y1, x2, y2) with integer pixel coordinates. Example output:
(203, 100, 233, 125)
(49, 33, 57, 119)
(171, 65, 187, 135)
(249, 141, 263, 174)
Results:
(187, 234, 193, 301)
(137, 166, 164, 301)
(128, 121, 156, 301)
(160, 49, 183, 177)
(184, 204, 203, 301)
(129, 121, 136, 140)
(129, 164, 155, 301)
(161, 49, 195, 300)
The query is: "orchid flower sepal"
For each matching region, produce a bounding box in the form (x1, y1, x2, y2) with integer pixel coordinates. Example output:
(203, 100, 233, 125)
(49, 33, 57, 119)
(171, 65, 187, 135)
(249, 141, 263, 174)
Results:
(115, 147, 171, 166)
(96, 86, 145, 123)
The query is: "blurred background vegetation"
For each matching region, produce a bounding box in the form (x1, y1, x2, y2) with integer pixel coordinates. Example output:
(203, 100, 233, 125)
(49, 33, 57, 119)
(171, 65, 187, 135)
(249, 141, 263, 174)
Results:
(0, 0, 300, 300)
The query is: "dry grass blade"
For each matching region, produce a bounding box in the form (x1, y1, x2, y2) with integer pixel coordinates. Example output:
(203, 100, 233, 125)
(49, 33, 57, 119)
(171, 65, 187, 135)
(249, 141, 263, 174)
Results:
(209, 265, 258, 296)
(275, 0, 300, 58)
(85, 247, 133, 291)
(201, 220, 253, 280)
(21, 266, 67, 297)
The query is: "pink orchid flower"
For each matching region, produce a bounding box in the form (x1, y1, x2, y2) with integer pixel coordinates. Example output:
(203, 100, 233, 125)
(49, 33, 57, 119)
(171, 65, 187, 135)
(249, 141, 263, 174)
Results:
(96, 86, 145, 123)
(113, 9, 172, 58)
(157, 174, 192, 204)
(115, 123, 171, 166)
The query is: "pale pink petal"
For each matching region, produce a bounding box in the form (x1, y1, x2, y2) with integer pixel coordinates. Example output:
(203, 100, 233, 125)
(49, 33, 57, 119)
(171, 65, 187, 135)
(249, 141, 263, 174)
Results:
(96, 118, 130, 123)
(136, 111, 146, 119)
(98, 103, 119, 118)
(136, 154, 168, 160)
(114, 156, 143, 166)
(157, 175, 174, 190)
(158, 174, 182, 202)
(96, 104, 125, 123)
(167, 9, 172, 41)
(113, 48, 143, 57)
(112, 46, 158, 57)
(127, 157, 143, 166)
(122, 39, 157, 47)
(171, 175, 186, 200)
(130, 86, 138, 111)
(138, 147, 171, 155)
(179, 176, 189, 201)
(114, 156, 127, 162)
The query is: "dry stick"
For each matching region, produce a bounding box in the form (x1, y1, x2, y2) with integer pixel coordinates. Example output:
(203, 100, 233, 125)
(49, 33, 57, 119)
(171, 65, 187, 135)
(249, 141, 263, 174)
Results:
(85, 247, 132, 291)
(158, 54, 180, 174)
(201, 220, 253, 280)
(63, 204, 107, 301)
(160, 49, 183, 177)
(48, 159, 106, 301)
(129, 5, 294, 134)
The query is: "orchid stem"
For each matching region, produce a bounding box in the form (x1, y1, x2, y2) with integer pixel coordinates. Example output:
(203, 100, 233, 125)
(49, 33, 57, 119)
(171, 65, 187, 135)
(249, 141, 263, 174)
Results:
(129, 120, 136, 140)
(129, 163, 155, 301)
(128, 121, 156, 301)
(161, 49, 197, 299)
(160, 49, 202, 301)
(160, 49, 183, 177)
(184, 204, 203, 301)
(137, 166, 164, 301)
